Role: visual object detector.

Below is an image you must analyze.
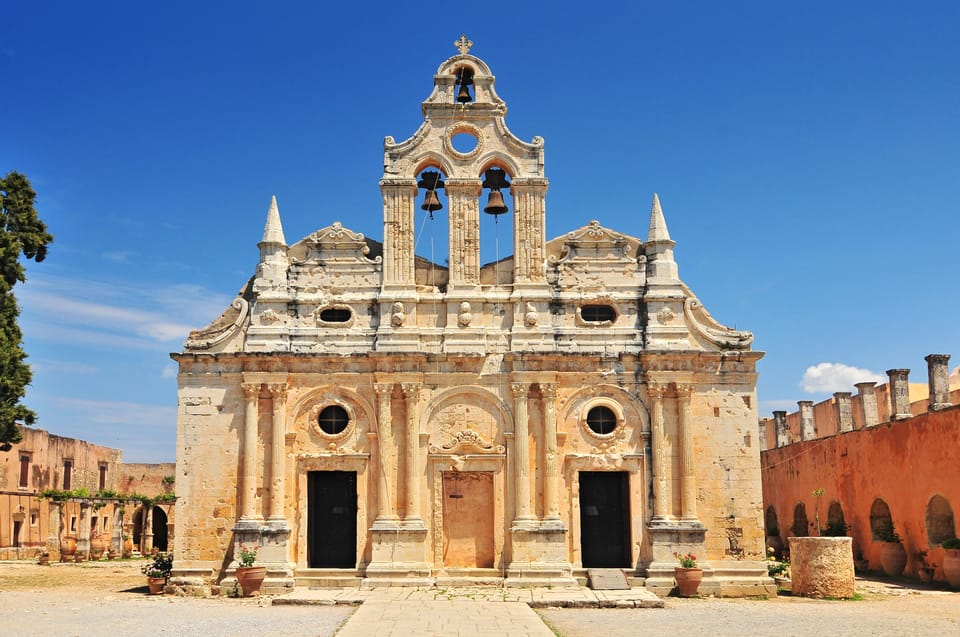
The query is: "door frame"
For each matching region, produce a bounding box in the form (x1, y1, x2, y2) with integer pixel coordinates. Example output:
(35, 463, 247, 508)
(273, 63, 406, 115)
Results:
(296, 456, 369, 570)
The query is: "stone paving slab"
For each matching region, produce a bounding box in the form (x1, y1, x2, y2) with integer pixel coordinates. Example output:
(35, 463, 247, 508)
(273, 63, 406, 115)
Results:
(333, 600, 555, 637)
(272, 585, 664, 608)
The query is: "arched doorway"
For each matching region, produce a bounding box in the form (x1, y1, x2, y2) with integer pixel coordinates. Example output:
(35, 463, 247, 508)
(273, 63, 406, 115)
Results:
(869, 498, 894, 540)
(792, 502, 809, 537)
(152, 507, 169, 552)
(826, 500, 847, 535)
(925, 495, 956, 545)
(132, 507, 144, 549)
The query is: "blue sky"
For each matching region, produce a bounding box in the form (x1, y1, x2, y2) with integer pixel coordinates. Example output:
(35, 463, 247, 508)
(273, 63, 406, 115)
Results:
(3, 2, 957, 462)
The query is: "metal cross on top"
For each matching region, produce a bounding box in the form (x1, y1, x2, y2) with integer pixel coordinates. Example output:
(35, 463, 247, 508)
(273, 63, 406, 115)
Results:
(454, 34, 473, 55)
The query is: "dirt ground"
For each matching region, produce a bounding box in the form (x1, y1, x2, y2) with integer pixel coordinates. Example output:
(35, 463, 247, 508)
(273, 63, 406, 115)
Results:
(2, 560, 958, 637)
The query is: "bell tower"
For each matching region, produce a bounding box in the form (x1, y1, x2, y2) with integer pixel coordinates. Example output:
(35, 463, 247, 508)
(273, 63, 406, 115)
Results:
(378, 36, 547, 350)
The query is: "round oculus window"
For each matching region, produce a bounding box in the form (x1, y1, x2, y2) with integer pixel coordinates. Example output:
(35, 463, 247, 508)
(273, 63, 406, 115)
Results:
(317, 405, 350, 435)
(586, 405, 617, 435)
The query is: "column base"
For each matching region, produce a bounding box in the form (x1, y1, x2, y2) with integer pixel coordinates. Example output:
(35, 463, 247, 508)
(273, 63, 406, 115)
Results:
(364, 526, 432, 586)
(505, 526, 577, 588)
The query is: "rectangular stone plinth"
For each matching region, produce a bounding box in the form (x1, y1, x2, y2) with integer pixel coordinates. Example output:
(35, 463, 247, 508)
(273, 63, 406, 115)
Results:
(364, 527, 433, 586)
(505, 527, 577, 587)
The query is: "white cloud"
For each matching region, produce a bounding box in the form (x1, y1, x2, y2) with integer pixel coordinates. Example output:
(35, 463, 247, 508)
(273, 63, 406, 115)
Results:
(18, 273, 232, 349)
(800, 362, 885, 394)
(31, 359, 98, 374)
(161, 364, 177, 379)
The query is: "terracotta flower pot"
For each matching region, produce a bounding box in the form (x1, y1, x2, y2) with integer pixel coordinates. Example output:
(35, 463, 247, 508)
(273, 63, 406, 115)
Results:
(880, 542, 907, 577)
(147, 577, 166, 595)
(943, 549, 960, 588)
(90, 536, 106, 560)
(674, 567, 703, 597)
(236, 566, 267, 597)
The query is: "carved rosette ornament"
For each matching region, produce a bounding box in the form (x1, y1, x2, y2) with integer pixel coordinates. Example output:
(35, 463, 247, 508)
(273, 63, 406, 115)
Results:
(429, 429, 504, 455)
(656, 307, 675, 324)
(457, 301, 473, 327)
(524, 302, 538, 327)
(390, 302, 405, 327)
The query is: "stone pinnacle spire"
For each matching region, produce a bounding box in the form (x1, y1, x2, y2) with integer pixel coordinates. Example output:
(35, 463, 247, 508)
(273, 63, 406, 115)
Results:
(646, 193, 672, 244)
(261, 195, 287, 247)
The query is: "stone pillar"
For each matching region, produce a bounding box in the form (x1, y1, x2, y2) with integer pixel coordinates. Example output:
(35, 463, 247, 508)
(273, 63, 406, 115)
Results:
(798, 401, 815, 441)
(834, 392, 853, 433)
(648, 384, 669, 520)
(143, 505, 154, 555)
(511, 382, 534, 526)
(773, 410, 789, 447)
(758, 419, 768, 451)
(401, 383, 424, 527)
(445, 179, 482, 290)
(380, 179, 418, 287)
(886, 369, 912, 420)
(46, 501, 62, 561)
(676, 384, 698, 522)
(373, 383, 398, 525)
(540, 383, 561, 524)
(266, 383, 289, 528)
(855, 382, 879, 427)
(510, 178, 549, 283)
(77, 501, 91, 559)
(239, 382, 261, 526)
(925, 354, 952, 411)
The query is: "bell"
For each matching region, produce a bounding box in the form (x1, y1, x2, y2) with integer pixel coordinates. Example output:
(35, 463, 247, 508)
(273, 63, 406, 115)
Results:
(457, 83, 472, 103)
(421, 189, 443, 213)
(483, 189, 508, 215)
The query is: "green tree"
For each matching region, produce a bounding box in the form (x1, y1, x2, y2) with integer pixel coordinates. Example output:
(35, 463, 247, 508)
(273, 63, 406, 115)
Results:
(0, 171, 53, 450)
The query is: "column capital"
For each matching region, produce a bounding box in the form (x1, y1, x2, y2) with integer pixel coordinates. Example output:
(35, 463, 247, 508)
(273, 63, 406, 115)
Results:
(797, 400, 814, 408)
(511, 382, 529, 397)
(374, 382, 395, 395)
(886, 368, 910, 378)
(924, 353, 951, 365)
(266, 382, 289, 398)
(241, 383, 260, 399)
(401, 383, 420, 400)
(444, 178, 483, 195)
(379, 177, 418, 191)
(647, 383, 666, 399)
(539, 382, 558, 397)
(675, 383, 695, 398)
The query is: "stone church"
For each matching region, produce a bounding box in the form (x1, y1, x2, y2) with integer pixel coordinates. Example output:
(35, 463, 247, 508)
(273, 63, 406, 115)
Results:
(171, 37, 771, 596)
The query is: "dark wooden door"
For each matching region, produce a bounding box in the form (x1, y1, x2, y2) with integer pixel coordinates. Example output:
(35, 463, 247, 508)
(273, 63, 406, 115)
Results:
(579, 471, 630, 567)
(308, 471, 357, 568)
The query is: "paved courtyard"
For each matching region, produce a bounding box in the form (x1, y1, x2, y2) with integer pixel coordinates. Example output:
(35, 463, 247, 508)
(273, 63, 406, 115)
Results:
(1, 561, 958, 636)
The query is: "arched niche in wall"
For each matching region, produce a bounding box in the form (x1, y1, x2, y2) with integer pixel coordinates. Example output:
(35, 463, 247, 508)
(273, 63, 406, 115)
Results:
(791, 502, 809, 537)
(826, 500, 847, 535)
(925, 494, 957, 545)
(765, 505, 780, 536)
(869, 498, 894, 541)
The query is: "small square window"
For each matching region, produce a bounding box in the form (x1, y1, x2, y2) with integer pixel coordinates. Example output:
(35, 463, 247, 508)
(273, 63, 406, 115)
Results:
(70, 516, 77, 532)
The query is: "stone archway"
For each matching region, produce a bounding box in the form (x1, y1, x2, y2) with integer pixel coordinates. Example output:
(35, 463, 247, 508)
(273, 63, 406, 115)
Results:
(152, 506, 169, 551)
(765, 505, 780, 536)
(826, 500, 846, 535)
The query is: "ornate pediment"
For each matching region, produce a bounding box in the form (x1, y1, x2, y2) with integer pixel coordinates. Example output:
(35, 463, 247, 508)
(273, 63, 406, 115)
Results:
(429, 428, 504, 455)
(549, 220, 641, 265)
(289, 222, 381, 265)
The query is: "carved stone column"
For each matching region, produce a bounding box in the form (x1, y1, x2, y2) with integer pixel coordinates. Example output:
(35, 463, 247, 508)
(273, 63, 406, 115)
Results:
(401, 383, 424, 527)
(925, 354, 952, 411)
(380, 179, 418, 287)
(238, 383, 261, 526)
(373, 383, 398, 525)
(758, 419, 768, 451)
(855, 382, 879, 427)
(510, 178, 548, 284)
(143, 504, 154, 555)
(676, 384, 698, 522)
(773, 410, 789, 447)
(648, 384, 669, 520)
(444, 179, 482, 290)
(511, 382, 534, 526)
(834, 392, 854, 433)
(266, 383, 289, 528)
(46, 501, 63, 561)
(886, 369, 912, 420)
(798, 401, 816, 440)
(540, 383, 561, 524)
(76, 502, 92, 559)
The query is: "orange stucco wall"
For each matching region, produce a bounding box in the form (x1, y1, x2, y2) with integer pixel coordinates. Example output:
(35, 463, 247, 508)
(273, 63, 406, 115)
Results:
(761, 405, 960, 582)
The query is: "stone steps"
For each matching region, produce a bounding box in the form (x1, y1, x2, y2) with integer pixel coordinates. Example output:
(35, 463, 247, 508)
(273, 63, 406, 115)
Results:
(295, 568, 364, 588)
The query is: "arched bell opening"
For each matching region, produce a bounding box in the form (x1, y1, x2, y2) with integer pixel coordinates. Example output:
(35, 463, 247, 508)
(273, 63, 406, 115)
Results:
(414, 166, 450, 269)
(453, 65, 475, 103)
(478, 164, 514, 276)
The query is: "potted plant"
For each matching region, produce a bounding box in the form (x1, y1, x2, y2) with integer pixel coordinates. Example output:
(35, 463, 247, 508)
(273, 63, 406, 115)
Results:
(915, 550, 935, 583)
(875, 520, 906, 577)
(122, 534, 133, 558)
(942, 537, 960, 588)
(37, 550, 50, 566)
(767, 548, 791, 590)
(235, 544, 267, 597)
(672, 551, 702, 597)
(765, 524, 783, 559)
(141, 552, 173, 595)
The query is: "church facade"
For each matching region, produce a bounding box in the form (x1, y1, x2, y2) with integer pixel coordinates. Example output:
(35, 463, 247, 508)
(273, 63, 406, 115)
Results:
(171, 38, 772, 596)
